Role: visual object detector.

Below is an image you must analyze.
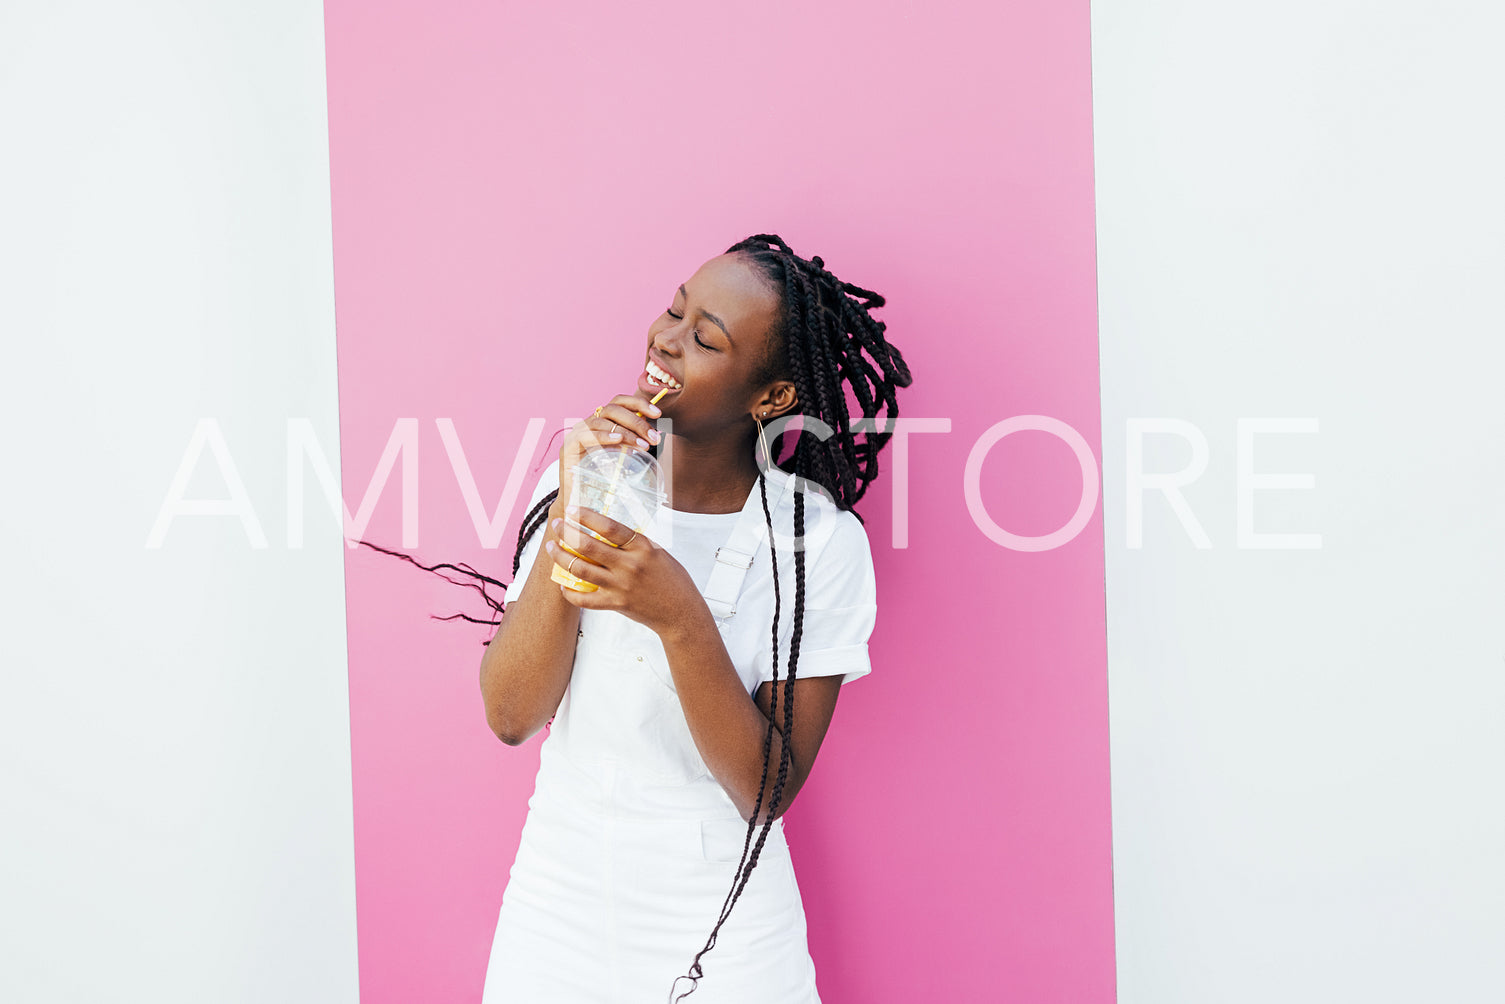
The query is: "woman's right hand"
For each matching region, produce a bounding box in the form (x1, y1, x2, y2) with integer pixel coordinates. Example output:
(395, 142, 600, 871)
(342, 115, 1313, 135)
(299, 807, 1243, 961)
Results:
(554, 393, 663, 515)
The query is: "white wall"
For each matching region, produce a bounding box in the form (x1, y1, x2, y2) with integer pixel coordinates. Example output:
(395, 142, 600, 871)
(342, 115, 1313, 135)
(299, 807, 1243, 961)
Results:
(1093, 2, 1505, 1002)
(6, 2, 1502, 1001)
(0, 3, 358, 1002)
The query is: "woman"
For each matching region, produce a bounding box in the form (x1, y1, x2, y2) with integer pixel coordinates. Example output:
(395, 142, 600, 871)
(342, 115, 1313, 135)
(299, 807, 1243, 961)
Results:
(375, 234, 910, 1002)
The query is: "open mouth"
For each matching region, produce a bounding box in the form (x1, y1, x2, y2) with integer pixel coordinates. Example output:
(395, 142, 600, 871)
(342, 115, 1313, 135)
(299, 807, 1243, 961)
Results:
(644, 358, 682, 390)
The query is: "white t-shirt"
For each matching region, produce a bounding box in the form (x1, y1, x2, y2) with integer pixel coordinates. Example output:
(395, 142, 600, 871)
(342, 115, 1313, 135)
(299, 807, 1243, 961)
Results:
(505, 460, 877, 688)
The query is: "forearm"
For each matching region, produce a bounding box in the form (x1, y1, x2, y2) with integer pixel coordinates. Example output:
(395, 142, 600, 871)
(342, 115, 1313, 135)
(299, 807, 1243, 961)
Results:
(658, 605, 792, 823)
(479, 500, 582, 745)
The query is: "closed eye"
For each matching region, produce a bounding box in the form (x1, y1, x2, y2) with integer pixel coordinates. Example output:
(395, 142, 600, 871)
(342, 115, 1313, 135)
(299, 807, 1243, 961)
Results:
(667, 308, 717, 351)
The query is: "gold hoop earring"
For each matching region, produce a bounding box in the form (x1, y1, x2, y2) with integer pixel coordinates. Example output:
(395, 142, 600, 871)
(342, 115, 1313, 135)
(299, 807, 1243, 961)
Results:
(754, 414, 773, 470)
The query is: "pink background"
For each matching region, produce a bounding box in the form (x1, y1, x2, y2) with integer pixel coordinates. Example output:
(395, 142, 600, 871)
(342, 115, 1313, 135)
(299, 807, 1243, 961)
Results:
(324, 1, 1112, 1001)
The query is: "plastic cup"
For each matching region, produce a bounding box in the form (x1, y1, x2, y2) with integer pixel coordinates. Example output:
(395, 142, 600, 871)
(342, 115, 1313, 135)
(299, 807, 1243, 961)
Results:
(550, 445, 665, 592)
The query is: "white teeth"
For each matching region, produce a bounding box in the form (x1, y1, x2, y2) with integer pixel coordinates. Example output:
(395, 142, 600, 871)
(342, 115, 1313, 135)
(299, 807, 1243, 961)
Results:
(646, 360, 681, 389)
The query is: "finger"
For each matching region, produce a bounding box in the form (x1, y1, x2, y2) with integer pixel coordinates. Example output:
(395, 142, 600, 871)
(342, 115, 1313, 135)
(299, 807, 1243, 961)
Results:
(589, 409, 656, 454)
(598, 403, 660, 449)
(585, 416, 629, 443)
(570, 418, 627, 452)
(557, 578, 611, 609)
(545, 539, 610, 589)
(564, 504, 639, 547)
(609, 392, 664, 421)
(552, 538, 594, 564)
(553, 518, 615, 565)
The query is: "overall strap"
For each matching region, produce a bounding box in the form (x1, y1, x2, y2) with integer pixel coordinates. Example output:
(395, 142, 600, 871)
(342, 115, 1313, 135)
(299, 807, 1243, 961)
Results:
(702, 467, 798, 622)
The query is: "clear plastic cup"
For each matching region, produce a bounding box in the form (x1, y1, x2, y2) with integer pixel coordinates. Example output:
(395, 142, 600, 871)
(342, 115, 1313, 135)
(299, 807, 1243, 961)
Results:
(550, 445, 666, 592)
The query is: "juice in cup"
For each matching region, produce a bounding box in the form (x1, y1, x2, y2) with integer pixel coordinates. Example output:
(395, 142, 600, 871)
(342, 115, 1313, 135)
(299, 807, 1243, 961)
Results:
(550, 444, 666, 592)
(552, 387, 669, 592)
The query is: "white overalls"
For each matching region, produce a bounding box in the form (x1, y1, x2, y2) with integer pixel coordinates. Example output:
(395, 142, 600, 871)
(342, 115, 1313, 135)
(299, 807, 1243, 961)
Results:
(480, 461, 876, 1004)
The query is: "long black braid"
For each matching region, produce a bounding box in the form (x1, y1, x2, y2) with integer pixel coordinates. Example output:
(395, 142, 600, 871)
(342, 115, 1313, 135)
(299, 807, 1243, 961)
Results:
(355, 234, 912, 999)
(668, 234, 910, 1000)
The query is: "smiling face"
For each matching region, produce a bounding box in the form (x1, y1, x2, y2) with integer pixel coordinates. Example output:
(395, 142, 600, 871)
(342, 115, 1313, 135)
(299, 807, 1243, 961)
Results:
(638, 253, 797, 439)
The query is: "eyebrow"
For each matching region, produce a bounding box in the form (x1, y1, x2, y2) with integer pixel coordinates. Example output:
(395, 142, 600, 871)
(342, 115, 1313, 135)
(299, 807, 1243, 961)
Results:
(679, 284, 731, 341)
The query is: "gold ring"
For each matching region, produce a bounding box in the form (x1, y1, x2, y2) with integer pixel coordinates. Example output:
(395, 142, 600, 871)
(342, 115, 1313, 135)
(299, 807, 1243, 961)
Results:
(567, 555, 580, 577)
(593, 406, 604, 418)
(620, 530, 638, 548)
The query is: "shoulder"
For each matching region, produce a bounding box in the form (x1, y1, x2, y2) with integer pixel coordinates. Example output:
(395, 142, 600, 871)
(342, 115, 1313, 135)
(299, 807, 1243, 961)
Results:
(788, 482, 876, 608)
(815, 506, 873, 570)
(765, 468, 872, 563)
(536, 459, 561, 494)
(513, 462, 560, 553)
(523, 460, 560, 508)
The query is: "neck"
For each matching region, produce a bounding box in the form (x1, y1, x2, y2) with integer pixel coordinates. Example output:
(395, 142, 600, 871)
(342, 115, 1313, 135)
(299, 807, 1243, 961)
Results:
(661, 428, 764, 514)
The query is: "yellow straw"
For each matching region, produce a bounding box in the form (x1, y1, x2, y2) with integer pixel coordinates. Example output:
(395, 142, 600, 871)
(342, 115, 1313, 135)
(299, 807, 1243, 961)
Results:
(610, 385, 672, 490)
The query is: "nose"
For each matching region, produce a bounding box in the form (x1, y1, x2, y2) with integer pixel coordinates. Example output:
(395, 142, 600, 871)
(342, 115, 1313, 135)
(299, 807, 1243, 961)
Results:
(651, 324, 683, 358)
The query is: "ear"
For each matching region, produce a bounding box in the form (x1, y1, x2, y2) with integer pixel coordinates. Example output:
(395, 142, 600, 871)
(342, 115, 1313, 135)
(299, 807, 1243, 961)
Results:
(751, 380, 799, 421)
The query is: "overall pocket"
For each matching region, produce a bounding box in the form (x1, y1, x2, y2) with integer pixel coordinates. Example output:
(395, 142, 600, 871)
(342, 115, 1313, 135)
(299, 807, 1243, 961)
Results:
(636, 646, 713, 785)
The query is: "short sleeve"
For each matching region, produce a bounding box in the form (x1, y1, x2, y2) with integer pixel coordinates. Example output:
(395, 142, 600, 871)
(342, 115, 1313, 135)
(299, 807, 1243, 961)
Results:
(502, 462, 561, 607)
(767, 510, 878, 687)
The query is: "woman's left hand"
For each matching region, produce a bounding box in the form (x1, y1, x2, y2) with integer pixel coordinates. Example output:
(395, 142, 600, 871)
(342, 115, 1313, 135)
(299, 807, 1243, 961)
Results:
(545, 505, 704, 637)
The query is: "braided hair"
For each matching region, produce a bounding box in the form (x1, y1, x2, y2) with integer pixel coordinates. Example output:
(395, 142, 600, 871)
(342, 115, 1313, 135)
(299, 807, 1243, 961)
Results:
(357, 234, 912, 999)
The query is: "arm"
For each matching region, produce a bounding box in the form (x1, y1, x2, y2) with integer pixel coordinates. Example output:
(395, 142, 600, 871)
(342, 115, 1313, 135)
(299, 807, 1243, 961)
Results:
(478, 490, 581, 745)
(659, 605, 843, 823)
(554, 496, 875, 815)
(479, 392, 665, 745)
